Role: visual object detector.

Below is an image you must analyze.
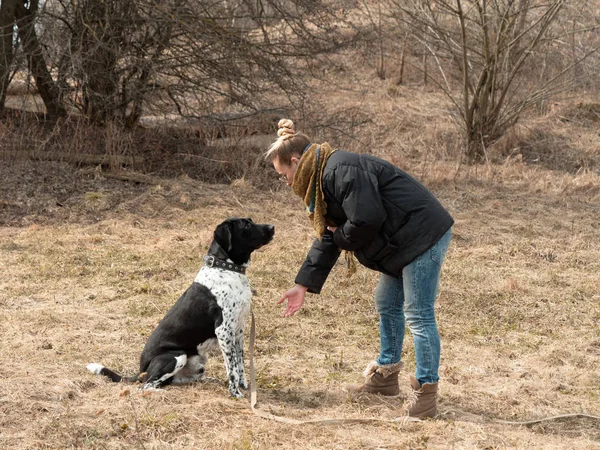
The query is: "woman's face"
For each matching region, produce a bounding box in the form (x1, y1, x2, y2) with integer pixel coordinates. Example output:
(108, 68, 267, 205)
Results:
(273, 156, 300, 187)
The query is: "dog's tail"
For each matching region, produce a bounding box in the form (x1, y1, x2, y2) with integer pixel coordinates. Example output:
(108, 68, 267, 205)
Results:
(86, 363, 144, 383)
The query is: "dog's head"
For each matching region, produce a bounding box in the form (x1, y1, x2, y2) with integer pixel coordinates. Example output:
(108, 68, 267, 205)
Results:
(213, 217, 275, 265)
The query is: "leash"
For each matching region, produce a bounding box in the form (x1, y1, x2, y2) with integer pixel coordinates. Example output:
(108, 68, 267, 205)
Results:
(248, 309, 410, 425)
(492, 413, 600, 425)
(248, 309, 600, 427)
(249, 309, 304, 424)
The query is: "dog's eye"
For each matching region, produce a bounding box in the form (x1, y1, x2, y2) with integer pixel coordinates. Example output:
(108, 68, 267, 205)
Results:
(244, 222, 252, 229)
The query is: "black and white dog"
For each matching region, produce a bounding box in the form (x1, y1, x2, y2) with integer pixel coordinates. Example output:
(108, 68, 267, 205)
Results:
(87, 217, 274, 398)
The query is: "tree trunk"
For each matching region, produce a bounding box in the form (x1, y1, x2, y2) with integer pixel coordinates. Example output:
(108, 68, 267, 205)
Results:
(0, 0, 19, 113)
(396, 36, 407, 85)
(15, 0, 66, 118)
(466, 130, 485, 161)
(77, 0, 131, 124)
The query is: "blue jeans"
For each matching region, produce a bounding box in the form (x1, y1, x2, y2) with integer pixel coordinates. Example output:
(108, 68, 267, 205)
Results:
(375, 228, 451, 384)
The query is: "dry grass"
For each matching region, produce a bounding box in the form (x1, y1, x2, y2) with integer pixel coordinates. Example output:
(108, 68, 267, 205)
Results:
(1, 146, 599, 449)
(1, 43, 600, 449)
(0, 109, 277, 188)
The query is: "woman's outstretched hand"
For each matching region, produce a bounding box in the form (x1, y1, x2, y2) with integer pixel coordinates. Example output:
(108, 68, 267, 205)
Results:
(278, 284, 308, 317)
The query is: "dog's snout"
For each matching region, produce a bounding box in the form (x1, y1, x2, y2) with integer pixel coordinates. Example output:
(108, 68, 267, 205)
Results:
(265, 225, 275, 238)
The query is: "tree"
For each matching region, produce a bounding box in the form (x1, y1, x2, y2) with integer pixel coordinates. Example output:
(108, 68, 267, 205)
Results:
(390, 0, 596, 160)
(0, 0, 18, 113)
(16, 0, 66, 117)
(1, 0, 67, 117)
(30, 0, 358, 126)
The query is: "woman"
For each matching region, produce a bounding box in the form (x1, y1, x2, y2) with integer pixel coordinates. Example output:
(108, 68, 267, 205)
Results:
(266, 119, 453, 418)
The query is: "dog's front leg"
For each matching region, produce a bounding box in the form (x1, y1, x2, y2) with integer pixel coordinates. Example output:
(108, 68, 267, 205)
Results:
(215, 325, 243, 398)
(235, 328, 248, 390)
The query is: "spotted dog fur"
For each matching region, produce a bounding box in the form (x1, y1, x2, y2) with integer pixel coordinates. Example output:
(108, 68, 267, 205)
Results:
(87, 218, 274, 398)
(193, 263, 253, 395)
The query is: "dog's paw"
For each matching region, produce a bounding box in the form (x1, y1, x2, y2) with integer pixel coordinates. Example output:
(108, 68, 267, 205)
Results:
(142, 380, 165, 391)
(86, 363, 104, 375)
(229, 387, 244, 399)
(142, 384, 165, 392)
(143, 387, 165, 392)
(200, 376, 221, 384)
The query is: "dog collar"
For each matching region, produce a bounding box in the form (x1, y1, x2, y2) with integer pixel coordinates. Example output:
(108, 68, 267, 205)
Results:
(203, 255, 247, 274)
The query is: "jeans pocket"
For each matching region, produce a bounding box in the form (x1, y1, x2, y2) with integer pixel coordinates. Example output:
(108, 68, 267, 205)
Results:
(430, 245, 442, 266)
(430, 230, 451, 267)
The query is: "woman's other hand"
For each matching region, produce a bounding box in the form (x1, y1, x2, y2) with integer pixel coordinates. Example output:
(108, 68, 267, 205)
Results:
(277, 284, 308, 317)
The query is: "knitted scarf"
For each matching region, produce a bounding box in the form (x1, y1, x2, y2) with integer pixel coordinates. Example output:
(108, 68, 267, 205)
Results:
(292, 142, 356, 276)
(292, 142, 336, 238)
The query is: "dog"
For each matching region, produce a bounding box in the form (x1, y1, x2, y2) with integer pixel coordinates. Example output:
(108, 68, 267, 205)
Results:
(87, 217, 274, 398)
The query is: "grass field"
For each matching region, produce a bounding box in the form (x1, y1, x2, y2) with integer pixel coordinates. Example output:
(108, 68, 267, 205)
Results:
(1, 42, 600, 447)
(1, 140, 599, 448)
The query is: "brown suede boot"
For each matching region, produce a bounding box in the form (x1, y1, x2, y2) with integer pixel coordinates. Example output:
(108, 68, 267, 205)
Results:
(344, 361, 403, 397)
(402, 375, 438, 418)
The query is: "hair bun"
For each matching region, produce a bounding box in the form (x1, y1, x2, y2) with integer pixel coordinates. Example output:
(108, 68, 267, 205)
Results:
(277, 118, 296, 139)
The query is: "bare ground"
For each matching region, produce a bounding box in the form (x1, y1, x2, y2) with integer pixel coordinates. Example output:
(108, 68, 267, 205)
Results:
(0, 142, 599, 449)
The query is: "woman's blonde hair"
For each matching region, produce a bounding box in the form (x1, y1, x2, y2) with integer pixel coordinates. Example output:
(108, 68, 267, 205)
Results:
(264, 119, 311, 164)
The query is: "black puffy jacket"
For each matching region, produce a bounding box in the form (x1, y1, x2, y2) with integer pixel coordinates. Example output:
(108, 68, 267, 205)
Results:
(295, 150, 454, 293)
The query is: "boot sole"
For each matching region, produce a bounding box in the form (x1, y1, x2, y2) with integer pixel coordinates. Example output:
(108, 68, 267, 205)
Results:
(408, 407, 437, 419)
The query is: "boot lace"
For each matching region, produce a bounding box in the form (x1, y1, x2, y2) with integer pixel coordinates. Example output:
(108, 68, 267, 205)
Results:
(402, 387, 422, 413)
(396, 388, 423, 424)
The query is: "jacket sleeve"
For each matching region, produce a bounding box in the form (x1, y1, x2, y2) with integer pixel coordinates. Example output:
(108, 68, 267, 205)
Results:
(330, 165, 386, 251)
(295, 231, 341, 294)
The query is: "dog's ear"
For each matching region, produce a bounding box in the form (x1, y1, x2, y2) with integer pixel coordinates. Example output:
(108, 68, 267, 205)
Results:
(214, 221, 233, 252)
